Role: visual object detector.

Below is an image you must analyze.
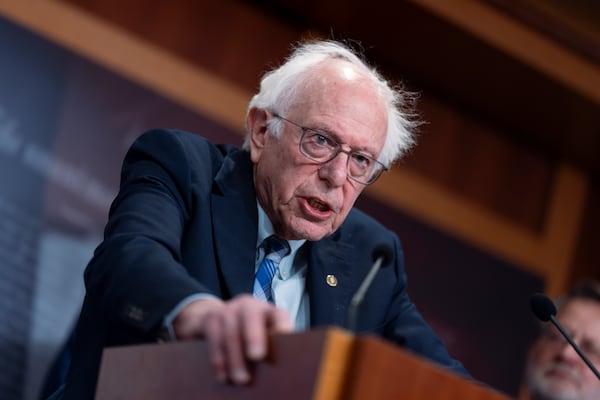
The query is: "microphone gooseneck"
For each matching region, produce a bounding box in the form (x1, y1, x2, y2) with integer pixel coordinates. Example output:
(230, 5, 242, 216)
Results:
(346, 245, 394, 332)
(529, 293, 600, 380)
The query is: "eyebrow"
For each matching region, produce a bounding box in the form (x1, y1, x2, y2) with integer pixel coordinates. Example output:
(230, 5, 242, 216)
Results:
(307, 124, 379, 158)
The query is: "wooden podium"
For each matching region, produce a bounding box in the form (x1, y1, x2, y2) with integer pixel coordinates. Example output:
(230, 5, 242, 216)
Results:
(95, 327, 511, 400)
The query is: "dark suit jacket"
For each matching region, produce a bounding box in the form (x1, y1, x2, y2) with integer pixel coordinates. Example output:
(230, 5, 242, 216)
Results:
(62, 129, 467, 399)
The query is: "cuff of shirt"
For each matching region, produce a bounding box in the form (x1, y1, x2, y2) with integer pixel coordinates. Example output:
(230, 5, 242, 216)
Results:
(159, 293, 217, 341)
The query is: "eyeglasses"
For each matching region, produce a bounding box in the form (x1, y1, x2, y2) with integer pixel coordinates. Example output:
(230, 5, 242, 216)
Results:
(271, 113, 388, 185)
(540, 326, 600, 364)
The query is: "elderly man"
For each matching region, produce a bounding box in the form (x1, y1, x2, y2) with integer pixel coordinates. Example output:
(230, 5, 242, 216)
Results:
(58, 40, 467, 399)
(525, 281, 600, 400)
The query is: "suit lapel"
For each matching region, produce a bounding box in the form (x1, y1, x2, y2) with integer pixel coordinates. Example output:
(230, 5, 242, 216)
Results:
(211, 150, 258, 298)
(208, 149, 360, 322)
(307, 233, 357, 327)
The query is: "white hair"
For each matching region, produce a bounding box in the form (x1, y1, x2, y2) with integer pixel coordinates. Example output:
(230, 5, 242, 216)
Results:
(243, 40, 419, 167)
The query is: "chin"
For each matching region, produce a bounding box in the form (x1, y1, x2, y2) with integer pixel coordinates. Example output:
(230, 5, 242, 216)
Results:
(285, 220, 334, 241)
(532, 378, 579, 400)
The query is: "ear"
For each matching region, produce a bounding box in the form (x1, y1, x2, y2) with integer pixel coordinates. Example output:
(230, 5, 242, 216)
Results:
(246, 107, 269, 163)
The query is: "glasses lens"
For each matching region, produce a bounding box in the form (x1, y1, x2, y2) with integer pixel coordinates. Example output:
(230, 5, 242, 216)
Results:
(348, 153, 374, 179)
(300, 130, 338, 161)
(296, 120, 385, 185)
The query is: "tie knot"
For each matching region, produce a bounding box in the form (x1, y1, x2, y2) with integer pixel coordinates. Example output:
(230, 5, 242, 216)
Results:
(263, 235, 290, 262)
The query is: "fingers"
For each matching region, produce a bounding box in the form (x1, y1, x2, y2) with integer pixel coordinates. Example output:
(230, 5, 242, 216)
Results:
(176, 295, 293, 385)
(219, 306, 251, 383)
(202, 308, 229, 383)
(268, 306, 295, 333)
(172, 297, 225, 340)
(241, 308, 269, 361)
(208, 295, 293, 384)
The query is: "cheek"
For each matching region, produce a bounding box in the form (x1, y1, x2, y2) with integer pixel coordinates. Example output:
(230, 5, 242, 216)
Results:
(341, 185, 363, 210)
(275, 175, 300, 203)
(272, 164, 315, 204)
(262, 144, 300, 186)
(332, 187, 362, 224)
(531, 344, 554, 364)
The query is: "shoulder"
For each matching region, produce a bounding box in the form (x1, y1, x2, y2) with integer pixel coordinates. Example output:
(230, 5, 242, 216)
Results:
(343, 207, 395, 238)
(124, 128, 241, 172)
(132, 128, 236, 158)
(334, 207, 402, 255)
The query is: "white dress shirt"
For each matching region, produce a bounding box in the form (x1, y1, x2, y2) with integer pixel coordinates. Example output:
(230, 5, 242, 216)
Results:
(256, 202, 309, 331)
(162, 200, 310, 338)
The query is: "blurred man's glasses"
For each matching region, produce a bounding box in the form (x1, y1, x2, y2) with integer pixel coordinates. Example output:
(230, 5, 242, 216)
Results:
(271, 113, 388, 185)
(540, 326, 600, 364)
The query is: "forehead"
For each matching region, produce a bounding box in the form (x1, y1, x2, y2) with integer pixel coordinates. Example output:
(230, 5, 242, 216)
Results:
(302, 60, 384, 112)
(289, 60, 388, 149)
(557, 299, 600, 335)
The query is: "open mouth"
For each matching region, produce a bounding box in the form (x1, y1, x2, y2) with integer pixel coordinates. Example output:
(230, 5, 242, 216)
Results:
(308, 198, 330, 212)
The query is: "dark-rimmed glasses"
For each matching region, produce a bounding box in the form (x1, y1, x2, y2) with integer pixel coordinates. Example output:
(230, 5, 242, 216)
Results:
(271, 113, 388, 185)
(539, 326, 600, 364)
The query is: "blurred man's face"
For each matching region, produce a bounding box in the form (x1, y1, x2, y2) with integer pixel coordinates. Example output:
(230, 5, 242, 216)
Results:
(248, 60, 387, 241)
(525, 299, 600, 400)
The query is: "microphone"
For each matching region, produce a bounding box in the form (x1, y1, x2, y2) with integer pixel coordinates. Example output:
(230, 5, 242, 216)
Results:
(346, 245, 394, 332)
(530, 293, 600, 379)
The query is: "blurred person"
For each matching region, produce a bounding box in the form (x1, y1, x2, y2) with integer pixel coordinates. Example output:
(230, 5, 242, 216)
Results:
(525, 281, 600, 400)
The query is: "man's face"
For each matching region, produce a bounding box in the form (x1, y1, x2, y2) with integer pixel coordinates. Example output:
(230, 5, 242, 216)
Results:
(525, 299, 600, 400)
(249, 61, 387, 241)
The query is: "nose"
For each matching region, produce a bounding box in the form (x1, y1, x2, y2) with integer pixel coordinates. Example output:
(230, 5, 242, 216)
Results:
(318, 151, 348, 187)
(555, 340, 583, 364)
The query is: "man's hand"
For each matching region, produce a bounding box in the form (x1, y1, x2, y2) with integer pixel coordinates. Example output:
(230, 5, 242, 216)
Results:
(172, 294, 293, 384)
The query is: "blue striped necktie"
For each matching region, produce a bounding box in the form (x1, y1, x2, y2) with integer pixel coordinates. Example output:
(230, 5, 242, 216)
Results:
(253, 235, 290, 302)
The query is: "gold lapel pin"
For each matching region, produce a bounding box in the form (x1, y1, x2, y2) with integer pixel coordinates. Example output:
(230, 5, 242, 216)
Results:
(326, 274, 338, 287)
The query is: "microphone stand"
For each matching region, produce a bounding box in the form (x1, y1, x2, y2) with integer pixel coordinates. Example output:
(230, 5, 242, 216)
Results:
(346, 255, 385, 332)
(548, 315, 600, 380)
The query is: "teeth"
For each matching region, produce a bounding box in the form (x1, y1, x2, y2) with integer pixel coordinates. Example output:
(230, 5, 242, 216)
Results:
(308, 198, 329, 212)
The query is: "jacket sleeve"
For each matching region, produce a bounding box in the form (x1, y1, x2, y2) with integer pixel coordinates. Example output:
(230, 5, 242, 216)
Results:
(83, 129, 220, 340)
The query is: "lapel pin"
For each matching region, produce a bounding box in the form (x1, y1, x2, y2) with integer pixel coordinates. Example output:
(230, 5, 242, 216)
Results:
(326, 274, 337, 287)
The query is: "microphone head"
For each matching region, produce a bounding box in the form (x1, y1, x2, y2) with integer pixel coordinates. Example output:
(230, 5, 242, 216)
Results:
(372, 245, 393, 267)
(530, 293, 557, 322)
